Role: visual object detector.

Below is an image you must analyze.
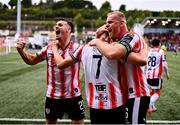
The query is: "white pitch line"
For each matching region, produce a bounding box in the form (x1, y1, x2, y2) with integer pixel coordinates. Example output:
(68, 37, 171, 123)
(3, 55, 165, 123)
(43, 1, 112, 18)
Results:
(0, 118, 180, 124)
(0, 118, 90, 123)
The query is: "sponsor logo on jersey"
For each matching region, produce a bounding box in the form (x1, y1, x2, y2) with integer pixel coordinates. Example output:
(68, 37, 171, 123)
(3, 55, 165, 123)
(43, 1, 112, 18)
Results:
(95, 95, 108, 101)
(95, 84, 106, 93)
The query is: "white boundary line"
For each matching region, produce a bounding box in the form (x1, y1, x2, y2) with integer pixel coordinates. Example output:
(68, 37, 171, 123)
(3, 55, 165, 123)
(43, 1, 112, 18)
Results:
(0, 118, 180, 124)
(0, 118, 90, 123)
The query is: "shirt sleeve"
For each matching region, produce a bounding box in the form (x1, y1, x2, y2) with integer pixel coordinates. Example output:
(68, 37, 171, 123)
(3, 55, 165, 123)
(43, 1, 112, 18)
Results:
(162, 50, 166, 62)
(35, 46, 48, 61)
(161, 50, 169, 78)
(70, 44, 85, 62)
(118, 32, 142, 62)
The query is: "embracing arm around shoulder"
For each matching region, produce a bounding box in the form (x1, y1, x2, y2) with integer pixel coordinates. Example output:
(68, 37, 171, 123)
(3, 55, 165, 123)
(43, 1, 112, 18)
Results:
(89, 38, 127, 60)
(127, 42, 149, 66)
(51, 43, 75, 69)
(127, 52, 147, 66)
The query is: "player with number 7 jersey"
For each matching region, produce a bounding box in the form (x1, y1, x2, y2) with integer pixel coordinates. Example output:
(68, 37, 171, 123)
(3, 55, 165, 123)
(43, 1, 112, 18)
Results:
(71, 44, 127, 124)
(51, 25, 148, 124)
(72, 44, 126, 110)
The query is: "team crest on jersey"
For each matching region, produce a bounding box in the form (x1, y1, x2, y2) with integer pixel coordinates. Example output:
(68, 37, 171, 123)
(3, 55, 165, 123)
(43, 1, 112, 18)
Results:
(47, 51, 53, 57)
(129, 88, 134, 94)
(45, 108, 50, 114)
(74, 88, 79, 93)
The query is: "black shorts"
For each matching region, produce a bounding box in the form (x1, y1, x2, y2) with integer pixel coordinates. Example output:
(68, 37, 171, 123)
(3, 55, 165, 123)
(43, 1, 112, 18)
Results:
(90, 105, 126, 124)
(147, 78, 163, 89)
(125, 96, 150, 124)
(45, 96, 85, 121)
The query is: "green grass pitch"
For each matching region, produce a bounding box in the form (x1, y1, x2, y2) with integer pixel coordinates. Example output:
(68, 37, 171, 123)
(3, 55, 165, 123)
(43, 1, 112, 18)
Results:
(0, 51, 179, 120)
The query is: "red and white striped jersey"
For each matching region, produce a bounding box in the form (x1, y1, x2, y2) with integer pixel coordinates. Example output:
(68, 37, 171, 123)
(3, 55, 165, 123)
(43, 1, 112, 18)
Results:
(72, 44, 126, 109)
(119, 32, 150, 99)
(146, 47, 166, 79)
(36, 42, 82, 99)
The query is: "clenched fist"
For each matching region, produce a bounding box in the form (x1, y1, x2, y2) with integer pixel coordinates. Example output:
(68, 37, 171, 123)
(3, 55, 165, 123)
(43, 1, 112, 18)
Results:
(16, 38, 26, 50)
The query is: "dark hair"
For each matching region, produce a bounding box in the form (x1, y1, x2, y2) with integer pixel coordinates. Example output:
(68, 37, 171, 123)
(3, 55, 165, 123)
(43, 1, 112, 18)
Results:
(56, 17, 74, 33)
(151, 39, 160, 46)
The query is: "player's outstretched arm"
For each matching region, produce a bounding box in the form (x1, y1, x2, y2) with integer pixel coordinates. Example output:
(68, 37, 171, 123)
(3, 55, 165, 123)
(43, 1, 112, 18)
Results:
(50, 42, 74, 69)
(16, 38, 42, 65)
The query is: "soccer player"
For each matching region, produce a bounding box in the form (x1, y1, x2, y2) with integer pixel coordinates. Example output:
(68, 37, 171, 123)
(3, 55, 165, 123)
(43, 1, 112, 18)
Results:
(146, 39, 170, 113)
(16, 18, 85, 124)
(160, 43, 167, 55)
(173, 44, 178, 57)
(89, 11, 150, 124)
(50, 25, 148, 124)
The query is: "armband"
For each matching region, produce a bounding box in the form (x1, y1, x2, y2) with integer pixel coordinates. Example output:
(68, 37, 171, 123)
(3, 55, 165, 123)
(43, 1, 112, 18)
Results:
(119, 41, 132, 62)
(35, 53, 45, 61)
(70, 53, 79, 62)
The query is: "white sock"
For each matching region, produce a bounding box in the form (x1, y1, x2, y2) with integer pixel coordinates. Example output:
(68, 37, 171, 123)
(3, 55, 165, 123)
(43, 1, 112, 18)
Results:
(150, 93, 159, 107)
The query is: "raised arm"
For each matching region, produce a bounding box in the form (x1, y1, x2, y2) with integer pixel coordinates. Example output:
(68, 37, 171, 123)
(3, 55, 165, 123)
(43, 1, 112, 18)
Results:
(16, 38, 42, 65)
(50, 41, 75, 69)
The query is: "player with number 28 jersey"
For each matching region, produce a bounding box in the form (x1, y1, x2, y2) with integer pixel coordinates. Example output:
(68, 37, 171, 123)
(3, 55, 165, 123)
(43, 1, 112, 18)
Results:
(146, 39, 169, 114)
(147, 48, 166, 79)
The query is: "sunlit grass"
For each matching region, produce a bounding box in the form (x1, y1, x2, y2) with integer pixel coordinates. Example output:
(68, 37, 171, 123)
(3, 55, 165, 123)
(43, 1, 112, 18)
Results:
(0, 52, 179, 121)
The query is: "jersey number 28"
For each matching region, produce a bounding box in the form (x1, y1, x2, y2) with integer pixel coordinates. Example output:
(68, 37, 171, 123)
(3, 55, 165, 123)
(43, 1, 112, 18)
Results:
(148, 56, 156, 67)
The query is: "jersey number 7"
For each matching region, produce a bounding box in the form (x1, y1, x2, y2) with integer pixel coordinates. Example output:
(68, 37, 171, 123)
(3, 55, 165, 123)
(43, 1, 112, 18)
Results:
(93, 55, 102, 79)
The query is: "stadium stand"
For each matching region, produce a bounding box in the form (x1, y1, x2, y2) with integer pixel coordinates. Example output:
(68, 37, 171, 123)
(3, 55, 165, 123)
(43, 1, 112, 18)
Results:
(141, 17, 180, 51)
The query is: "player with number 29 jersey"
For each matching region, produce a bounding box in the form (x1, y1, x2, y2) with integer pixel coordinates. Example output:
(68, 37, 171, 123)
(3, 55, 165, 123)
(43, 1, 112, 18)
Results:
(37, 42, 82, 99)
(71, 44, 126, 109)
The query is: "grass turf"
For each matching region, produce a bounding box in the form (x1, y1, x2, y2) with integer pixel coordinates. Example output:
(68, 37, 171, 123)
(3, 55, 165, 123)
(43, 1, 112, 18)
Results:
(0, 51, 179, 120)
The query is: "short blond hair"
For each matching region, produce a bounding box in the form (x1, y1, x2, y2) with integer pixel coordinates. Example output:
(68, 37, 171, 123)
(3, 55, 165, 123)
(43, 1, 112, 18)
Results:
(107, 11, 126, 23)
(96, 25, 108, 38)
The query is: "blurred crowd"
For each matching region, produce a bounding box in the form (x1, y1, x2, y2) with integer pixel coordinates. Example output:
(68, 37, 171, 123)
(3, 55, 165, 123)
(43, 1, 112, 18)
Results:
(144, 32, 180, 51)
(0, 32, 180, 51)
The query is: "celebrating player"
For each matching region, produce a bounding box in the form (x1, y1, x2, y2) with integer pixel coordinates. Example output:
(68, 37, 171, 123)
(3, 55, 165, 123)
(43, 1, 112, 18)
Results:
(89, 11, 150, 124)
(50, 23, 148, 124)
(17, 18, 85, 124)
(146, 39, 170, 113)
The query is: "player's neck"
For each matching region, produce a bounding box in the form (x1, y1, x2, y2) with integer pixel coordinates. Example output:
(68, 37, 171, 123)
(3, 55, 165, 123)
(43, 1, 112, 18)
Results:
(59, 41, 71, 50)
(153, 46, 160, 49)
